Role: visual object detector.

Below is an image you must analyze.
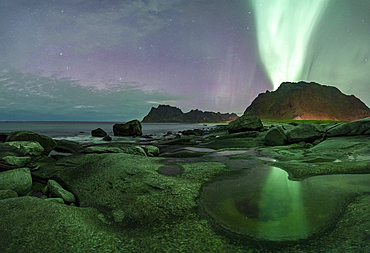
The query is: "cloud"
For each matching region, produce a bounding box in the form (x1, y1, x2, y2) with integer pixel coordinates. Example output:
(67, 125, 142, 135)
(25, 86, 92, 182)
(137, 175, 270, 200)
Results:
(0, 66, 183, 121)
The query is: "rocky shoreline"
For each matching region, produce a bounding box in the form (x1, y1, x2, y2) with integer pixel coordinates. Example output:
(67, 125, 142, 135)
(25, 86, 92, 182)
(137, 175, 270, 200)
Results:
(1, 116, 370, 252)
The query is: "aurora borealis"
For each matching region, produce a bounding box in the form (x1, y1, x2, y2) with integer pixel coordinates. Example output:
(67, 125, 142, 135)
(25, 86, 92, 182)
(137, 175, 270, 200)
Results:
(1, 0, 369, 121)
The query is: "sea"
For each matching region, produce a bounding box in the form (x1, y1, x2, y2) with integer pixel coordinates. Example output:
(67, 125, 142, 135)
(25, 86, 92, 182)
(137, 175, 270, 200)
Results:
(0, 121, 222, 144)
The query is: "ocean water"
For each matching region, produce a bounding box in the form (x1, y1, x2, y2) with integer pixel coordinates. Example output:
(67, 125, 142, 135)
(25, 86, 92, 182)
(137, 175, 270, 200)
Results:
(0, 121, 220, 143)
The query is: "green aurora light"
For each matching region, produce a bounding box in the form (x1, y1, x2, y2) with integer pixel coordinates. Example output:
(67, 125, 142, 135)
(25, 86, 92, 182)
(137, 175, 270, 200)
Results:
(251, 0, 329, 90)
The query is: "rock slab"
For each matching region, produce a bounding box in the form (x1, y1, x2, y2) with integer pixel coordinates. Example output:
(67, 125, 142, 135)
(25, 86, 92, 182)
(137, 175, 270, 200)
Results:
(326, 117, 370, 137)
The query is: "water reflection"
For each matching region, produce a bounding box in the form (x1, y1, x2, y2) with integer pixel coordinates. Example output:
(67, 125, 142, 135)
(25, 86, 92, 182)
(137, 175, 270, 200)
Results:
(200, 166, 370, 241)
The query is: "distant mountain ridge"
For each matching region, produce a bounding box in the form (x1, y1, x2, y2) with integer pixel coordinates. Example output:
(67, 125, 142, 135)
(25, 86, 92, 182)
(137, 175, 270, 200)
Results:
(243, 81, 370, 121)
(142, 105, 238, 123)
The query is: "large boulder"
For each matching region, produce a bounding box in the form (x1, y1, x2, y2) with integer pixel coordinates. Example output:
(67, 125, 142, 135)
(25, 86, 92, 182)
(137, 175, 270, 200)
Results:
(286, 123, 325, 143)
(227, 115, 263, 134)
(6, 131, 57, 155)
(91, 128, 107, 137)
(0, 167, 32, 195)
(265, 126, 287, 146)
(113, 120, 142, 136)
(32, 153, 227, 225)
(326, 117, 370, 137)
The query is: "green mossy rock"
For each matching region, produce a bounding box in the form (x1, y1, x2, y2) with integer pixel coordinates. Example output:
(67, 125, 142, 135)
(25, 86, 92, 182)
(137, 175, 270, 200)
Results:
(0, 197, 120, 252)
(6, 131, 57, 155)
(0, 167, 32, 195)
(32, 153, 227, 225)
(0, 189, 18, 199)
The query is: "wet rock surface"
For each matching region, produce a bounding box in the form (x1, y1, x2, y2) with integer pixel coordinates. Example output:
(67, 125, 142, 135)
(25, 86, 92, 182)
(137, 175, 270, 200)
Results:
(1, 119, 370, 252)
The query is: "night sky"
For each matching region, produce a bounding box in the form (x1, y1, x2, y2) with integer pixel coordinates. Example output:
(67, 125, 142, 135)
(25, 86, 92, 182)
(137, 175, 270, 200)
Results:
(1, 0, 369, 121)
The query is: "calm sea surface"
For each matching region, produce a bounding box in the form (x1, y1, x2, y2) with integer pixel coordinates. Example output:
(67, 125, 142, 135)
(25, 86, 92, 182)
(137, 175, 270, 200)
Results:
(0, 121, 221, 143)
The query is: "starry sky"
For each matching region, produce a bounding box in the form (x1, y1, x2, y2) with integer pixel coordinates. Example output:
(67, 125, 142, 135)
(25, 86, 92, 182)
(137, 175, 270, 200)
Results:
(1, 0, 369, 121)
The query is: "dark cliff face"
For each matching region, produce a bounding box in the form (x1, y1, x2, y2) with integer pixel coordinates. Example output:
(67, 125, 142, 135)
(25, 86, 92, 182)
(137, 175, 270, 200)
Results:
(243, 81, 370, 121)
(142, 105, 238, 123)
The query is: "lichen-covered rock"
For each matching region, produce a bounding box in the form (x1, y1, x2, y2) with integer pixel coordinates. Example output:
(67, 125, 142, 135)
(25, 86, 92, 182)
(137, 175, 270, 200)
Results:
(227, 115, 263, 133)
(5, 141, 44, 156)
(91, 128, 107, 137)
(286, 123, 325, 143)
(32, 153, 227, 225)
(0, 167, 32, 195)
(0, 189, 18, 200)
(0, 197, 120, 252)
(265, 126, 287, 146)
(6, 131, 57, 155)
(2, 156, 31, 167)
(326, 117, 370, 137)
(113, 119, 142, 136)
(47, 179, 76, 203)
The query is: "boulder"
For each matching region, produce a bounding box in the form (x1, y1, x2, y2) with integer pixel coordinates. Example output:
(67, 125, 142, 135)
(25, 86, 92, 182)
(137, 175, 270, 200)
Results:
(5, 141, 44, 156)
(6, 131, 57, 155)
(47, 179, 76, 203)
(227, 115, 263, 134)
(286, 123, 325, 144)
(0, 167, 32, 195)
(102, 135, 112, 141)
(91, 128, 107, 137)
(326, 117, 370, 137)
(113, 120, 142, 136)
(0, 189, 18, 200)
(2, 156, 31, 167)
(265, 126, 287, 146)
(54, 139, 83, 153)
(143, 145, 160, 157)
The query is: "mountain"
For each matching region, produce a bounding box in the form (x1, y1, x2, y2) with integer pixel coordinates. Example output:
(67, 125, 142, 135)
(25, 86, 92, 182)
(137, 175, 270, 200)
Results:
(142, 105, 238, 123)
(243, 81, 370, 121)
